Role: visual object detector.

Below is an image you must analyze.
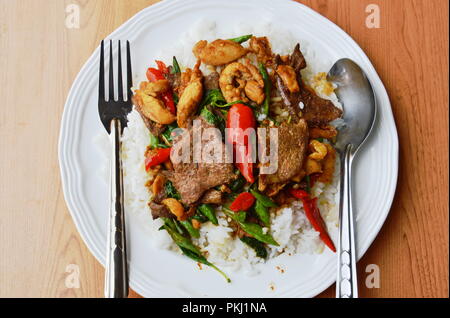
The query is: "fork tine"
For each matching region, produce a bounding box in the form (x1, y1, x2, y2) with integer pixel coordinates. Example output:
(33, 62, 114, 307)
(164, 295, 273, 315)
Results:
(109, 40, 114, 101)
(117, 40, 124, 101)
(126, 41, 133, 102)
(99, 40, 105, 101)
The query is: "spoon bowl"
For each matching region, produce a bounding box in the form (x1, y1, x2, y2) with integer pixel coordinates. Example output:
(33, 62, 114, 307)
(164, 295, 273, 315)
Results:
(327, 58, 376, 153)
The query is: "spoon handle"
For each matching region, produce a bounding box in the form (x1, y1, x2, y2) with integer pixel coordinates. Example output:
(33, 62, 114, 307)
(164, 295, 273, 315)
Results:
(336, 144, 358, 298)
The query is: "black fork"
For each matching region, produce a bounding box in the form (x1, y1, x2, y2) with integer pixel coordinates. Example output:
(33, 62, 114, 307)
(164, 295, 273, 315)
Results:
(98, 40, 133, 298)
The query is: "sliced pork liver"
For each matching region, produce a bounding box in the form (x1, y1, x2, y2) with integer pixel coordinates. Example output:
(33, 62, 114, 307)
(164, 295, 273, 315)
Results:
(149, 202, 174, 220)
(275, 44, 342, 126)
(259, 119, 309, 184)
(162, 117, 235, 205)
(299, 85, 343, 126)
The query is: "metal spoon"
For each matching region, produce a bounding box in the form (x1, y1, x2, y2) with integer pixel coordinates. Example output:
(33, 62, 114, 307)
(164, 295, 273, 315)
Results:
(327, 58, 377, 298)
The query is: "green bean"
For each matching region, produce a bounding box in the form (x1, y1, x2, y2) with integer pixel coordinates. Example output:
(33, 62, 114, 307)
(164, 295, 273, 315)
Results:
(258, 62, 271, 117)
(174, 220, 186, 236)
(254, 199, 270, 227)
(198, 204, 218, 225)
(305, 175, 311, 194)
(162, 217, 177, 232)
(250, 188, 278, 208)
(228, 34, 253, 44)
(218, 100, 245, 108)
(162, 218, 184, 236)
(192, 213, 209, 223)
(180, 219, 200, 238)
(240, 237, 267, 259)
(171, 56, 181, 74)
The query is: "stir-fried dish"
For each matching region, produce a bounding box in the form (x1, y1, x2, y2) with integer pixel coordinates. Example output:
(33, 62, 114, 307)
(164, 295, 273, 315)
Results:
(132, 35, 342, 281)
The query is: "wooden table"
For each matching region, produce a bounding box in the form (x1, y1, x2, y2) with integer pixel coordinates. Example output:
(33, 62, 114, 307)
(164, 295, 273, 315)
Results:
(0, 0, 448, 298)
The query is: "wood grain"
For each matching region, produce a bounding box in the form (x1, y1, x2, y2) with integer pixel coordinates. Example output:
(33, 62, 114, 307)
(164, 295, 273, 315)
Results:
(0, 0, 447, 298)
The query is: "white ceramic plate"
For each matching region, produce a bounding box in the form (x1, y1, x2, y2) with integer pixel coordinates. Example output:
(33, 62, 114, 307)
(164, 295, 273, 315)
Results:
(59, 0, 398, 297)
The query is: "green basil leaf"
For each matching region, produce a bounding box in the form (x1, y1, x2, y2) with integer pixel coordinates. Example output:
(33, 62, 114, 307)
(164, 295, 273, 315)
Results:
(240, 237, 268, 259)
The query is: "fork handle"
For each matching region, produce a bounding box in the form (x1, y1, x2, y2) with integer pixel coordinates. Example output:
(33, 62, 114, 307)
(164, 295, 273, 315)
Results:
(105, 118, 129, 298)
(336, 144, 358, 298)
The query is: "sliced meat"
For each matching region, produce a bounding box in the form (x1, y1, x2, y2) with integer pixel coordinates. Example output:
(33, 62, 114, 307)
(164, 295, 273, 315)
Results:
(289, 43, 307, 73)
(151, 186, 167, 204)
(274, 50, 301, 117)
(132, 95, 166, 136)
(200, 189, 223, 204)
(162, 117, 235, 205)
(299, 85, 343, 126)
(148, 201, 174, 220)
(259, 119, 309, 184)
(275, 43, 342, 126)
(275, 75, 299, 119)
(204, 72, 220, 91)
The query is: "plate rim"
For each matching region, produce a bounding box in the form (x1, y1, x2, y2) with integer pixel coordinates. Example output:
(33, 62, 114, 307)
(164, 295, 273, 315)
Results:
(58, 0, 399, 298)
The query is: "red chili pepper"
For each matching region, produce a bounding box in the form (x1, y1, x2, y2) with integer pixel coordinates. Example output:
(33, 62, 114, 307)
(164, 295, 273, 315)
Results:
(289, 187, 335, 252)
(301, 197, 336, 252)
(146, 67, 165, 82)
(155, 60, 169, 75)
(227, 103, 256, 146)
(146, 64, 176, 114)
(234, 145, 255, 183)
(145, 148, 171, 171)
(230, 192, 256, 212)
(161, 93, 176, 114)
(226, 104, 256, 183)
(289, 188, 309, 199)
